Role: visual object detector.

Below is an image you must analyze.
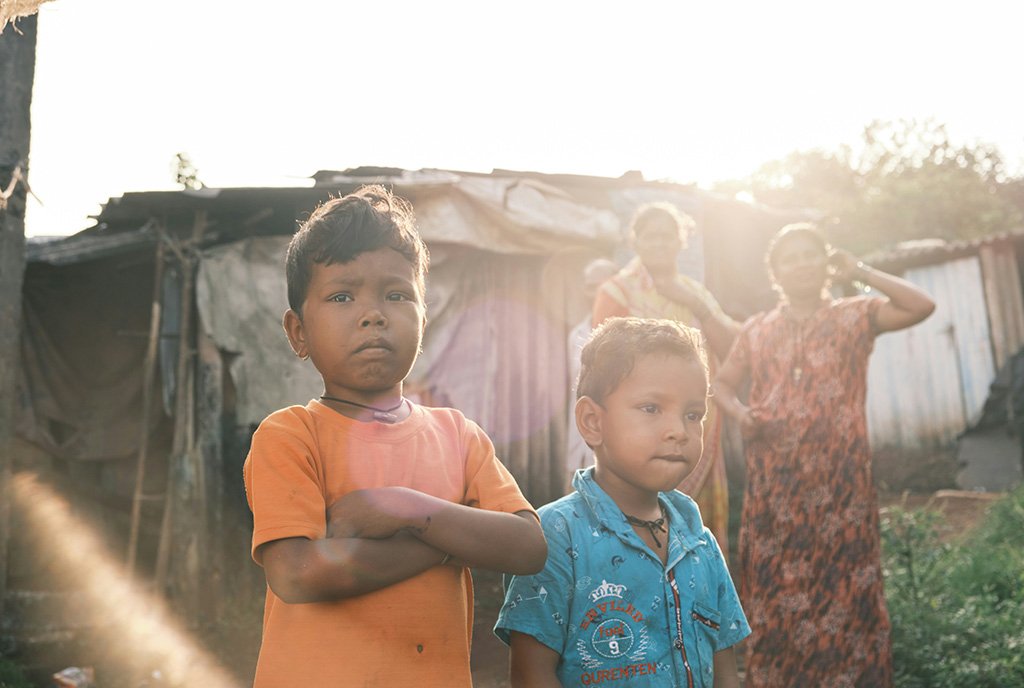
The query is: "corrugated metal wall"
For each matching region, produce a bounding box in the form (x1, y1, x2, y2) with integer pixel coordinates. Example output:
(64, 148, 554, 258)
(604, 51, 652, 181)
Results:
(867, 256, 1000, 448)
(978, 240, 1024, 369)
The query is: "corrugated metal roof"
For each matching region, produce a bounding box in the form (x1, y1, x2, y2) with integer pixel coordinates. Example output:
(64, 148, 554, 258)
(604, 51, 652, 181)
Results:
(93, 185, 325, 224)
(26, 221, 157, 265)
(865, 229, 1024, 272)
(27, 168, 717, 266)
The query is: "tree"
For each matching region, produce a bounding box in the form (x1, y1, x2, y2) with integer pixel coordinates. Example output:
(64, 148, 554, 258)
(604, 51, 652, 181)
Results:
(718, 119, 1024, 253)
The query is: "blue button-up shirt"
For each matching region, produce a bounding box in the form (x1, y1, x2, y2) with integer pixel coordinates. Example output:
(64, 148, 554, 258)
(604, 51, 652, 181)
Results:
(495, 468, 750, 687)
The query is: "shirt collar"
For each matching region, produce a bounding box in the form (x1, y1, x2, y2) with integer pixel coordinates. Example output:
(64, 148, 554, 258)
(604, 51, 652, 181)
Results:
(571, 468, 707, 557)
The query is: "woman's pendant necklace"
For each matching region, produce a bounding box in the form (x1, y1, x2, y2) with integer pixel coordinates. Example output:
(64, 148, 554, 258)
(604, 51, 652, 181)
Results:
(788, 298, 825, 383)
(792, 323, 805, 383)
(624, 503, 668, 549)
(319, 395, 407, 423)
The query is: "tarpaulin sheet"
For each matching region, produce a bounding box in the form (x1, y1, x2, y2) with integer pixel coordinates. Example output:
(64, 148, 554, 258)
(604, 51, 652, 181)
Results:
(17, 258, 165, 463)
(195, 235, 583, 505)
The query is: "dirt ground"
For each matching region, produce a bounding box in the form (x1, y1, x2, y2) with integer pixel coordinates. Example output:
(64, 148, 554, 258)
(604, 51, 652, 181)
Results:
(877, 489, 1001, 541)
(470, 569, 514, 688)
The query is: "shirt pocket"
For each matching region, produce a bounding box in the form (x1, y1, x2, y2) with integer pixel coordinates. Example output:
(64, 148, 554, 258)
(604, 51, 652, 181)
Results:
(690, 600, 721, 683)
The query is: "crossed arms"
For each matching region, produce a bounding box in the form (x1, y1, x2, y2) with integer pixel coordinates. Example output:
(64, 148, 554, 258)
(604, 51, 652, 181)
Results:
(259, 486, 546, 603)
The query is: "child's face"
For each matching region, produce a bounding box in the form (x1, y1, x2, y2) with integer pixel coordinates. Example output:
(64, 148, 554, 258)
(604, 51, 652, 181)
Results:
(284, 247, 425, 402)
(588, 352, 707, 501)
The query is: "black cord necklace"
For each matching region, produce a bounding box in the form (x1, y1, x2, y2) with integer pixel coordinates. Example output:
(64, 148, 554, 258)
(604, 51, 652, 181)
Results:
(624, 503, 668, 548)
(319, 395, 407, 423)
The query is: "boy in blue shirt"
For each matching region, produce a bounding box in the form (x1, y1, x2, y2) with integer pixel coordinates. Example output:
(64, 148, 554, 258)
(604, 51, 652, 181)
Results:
(496, 317, 749, 687)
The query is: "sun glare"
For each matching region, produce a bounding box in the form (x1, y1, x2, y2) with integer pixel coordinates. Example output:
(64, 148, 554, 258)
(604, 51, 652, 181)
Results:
(10, 472, 240, 688)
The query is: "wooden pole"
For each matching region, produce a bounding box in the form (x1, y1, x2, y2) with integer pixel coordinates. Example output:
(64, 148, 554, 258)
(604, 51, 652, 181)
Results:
(0, 15, 37, 620)
(196, 326, 224, 622)
(155, 212, 206, 597)
(126, 238, 166, 574)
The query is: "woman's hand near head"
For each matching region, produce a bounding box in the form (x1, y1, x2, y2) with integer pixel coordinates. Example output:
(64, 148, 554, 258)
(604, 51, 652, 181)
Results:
(826, 248, 863, 283)
(826, 248, 936, 333)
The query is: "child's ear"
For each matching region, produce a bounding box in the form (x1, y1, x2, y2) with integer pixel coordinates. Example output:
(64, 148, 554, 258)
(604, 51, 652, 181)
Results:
(282, 309, 308, 360)
(575, 396, 604, 448)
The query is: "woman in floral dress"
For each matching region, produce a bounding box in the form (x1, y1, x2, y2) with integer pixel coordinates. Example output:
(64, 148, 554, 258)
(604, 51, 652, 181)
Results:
(714, 223, 935, 687)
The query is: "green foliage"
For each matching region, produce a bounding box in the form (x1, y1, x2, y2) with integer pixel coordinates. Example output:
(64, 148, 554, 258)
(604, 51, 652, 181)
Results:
(882, 488, 1024, 687)
(718, 119, 1024, 253)
(0, 656, 32, 688)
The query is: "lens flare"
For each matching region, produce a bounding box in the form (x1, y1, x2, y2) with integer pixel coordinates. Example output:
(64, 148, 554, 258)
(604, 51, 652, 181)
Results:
(10, 471, 241, 688)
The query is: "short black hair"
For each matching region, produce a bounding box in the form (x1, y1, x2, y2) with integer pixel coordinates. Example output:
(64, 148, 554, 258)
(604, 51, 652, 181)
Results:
(285, 185, 429, 315)
(577, 317, 707, 403)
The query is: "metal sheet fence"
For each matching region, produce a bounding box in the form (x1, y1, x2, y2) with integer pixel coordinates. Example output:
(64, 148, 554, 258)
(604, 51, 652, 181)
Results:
(867, 256, 997, 448)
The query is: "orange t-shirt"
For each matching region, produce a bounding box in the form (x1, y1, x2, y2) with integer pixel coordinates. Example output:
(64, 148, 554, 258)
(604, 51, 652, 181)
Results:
(243, 400, 536, 687)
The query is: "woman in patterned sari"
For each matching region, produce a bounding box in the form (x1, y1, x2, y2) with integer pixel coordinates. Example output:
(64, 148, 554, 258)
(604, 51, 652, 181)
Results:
(714, 223, 935, 687)
(592, 203, 739, 555)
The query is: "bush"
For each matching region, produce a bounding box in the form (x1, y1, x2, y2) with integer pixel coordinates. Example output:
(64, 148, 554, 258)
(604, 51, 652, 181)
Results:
(0, 656, 32, 688)
(882, 488, 1024, 687)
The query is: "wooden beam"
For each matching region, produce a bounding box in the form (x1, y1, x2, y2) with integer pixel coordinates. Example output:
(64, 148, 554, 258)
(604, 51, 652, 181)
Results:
(0, 15, 37, 620)
(196, 325, 225, 623)
(126, 238, 166, 574)
(155, 211, 206, 618)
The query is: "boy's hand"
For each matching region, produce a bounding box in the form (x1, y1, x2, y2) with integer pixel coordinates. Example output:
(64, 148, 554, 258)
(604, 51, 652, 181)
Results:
(326, 488, 413, 539)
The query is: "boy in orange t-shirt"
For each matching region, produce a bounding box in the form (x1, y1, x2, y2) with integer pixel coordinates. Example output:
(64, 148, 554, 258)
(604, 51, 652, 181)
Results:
(243, 185, 547, 687)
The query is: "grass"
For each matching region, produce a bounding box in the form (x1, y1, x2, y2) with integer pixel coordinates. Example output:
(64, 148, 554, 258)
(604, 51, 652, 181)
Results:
(0, 657, 33, 688)
(881, 486, 1024, 687)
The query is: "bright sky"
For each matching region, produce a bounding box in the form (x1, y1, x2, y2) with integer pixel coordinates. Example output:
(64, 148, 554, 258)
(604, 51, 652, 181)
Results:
(24, 0, 1024, 237)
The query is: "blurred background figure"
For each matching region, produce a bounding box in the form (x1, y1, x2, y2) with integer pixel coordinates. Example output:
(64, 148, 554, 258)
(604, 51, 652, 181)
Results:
(565, 258, 619, 491)
(592, 203, 739, 555)
(714, 223, 935, 687)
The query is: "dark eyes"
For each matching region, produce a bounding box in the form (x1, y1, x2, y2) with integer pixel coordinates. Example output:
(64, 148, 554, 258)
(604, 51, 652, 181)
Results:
(638, 405, 705, 421)
(328, 292, 413, 303)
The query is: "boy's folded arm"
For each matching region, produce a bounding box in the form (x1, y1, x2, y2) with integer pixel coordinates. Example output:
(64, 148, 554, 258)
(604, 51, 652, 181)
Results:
(258, 531, 445, 603)
(331, 486, 546, 574)
(509, 632, 561, 688)
(426, 507, 546, 575)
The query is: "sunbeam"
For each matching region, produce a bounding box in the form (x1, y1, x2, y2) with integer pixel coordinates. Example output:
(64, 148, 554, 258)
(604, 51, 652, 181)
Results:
(10, 471, 241, 688)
